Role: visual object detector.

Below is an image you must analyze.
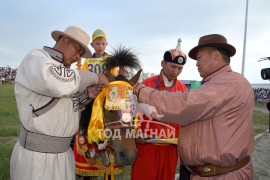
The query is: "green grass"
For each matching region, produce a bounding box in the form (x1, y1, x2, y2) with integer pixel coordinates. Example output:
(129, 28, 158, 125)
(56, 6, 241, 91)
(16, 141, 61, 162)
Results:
(0, 84, 269, 179)
(0, 84, 20, 135)
(0, 142, 14, 179)
(255, 102, 268, 109)
(0, 84, 20, 180)
(253, 107, 269, 135)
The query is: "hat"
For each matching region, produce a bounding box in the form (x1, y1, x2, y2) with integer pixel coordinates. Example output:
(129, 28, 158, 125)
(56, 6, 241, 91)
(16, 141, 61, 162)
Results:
(92, 29, 106, 42)
(188, 34, 236, 60)
(51, 26, 92, 58)
(163, 38, 187, 66)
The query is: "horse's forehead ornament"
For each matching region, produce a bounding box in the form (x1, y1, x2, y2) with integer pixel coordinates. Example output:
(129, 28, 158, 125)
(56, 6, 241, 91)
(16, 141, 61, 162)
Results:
(104, 81, 137, 124)
(109, 86, 118, 100)
(105, 81, 133, 111)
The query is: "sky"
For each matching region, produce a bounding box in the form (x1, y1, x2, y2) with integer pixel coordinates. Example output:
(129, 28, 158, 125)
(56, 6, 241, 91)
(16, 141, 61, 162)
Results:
(0, 0, 269, 84)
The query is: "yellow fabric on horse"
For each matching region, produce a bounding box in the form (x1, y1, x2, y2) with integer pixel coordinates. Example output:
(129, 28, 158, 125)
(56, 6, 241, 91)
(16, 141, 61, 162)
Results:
(87, 81, 133, 144)
(87, 89, 106, 144)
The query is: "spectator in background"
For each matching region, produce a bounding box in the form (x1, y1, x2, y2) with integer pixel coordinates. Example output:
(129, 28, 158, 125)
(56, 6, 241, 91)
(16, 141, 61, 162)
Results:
(1, 76, 5, 85)
(0, 66, 17, 84)
(254, 88, 270, 103)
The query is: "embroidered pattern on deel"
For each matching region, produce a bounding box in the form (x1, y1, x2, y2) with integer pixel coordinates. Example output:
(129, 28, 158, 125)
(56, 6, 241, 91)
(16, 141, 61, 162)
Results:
(49, 66, 75, 82)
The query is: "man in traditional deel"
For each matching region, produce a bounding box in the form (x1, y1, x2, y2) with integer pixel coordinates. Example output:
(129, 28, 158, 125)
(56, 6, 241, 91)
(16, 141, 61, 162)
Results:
(10, 26, 108, 180)
(132, 39, 187, 180)
(134, 34, 254, 179)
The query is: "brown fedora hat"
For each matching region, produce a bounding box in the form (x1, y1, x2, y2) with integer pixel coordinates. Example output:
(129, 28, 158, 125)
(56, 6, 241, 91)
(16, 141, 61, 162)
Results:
(188, 34, 236, 60)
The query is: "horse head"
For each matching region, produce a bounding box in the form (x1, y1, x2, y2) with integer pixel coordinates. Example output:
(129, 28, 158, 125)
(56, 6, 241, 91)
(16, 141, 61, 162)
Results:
(101, 47, 141, 166)
(102, 68, 142, 166)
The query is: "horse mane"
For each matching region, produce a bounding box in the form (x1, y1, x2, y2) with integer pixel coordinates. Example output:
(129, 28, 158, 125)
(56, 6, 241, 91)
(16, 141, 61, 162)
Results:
(104, 46, 141, 71)
(79, 100, 94, 134)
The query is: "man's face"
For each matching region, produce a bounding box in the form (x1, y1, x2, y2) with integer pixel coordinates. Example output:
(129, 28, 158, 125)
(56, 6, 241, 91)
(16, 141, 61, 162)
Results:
(62, 37, 84, 68)
(196, 47, 216, 78)
(91, 37, 107, 57)
(161, 60, 183, 81)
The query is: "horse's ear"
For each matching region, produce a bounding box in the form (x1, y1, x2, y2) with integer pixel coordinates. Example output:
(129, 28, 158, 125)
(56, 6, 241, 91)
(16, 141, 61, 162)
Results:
(130, 69, 142, 85)
(105, 69, 115, 82)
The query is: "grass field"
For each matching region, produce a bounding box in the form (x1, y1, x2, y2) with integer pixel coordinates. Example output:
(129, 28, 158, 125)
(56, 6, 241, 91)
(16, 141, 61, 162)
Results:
(0, 84, 20, 180)
(0, 84, 269, 179)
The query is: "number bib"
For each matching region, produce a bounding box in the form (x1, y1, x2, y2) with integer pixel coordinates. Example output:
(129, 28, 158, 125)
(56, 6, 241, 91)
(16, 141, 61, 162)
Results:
(87, 58, 106, 73)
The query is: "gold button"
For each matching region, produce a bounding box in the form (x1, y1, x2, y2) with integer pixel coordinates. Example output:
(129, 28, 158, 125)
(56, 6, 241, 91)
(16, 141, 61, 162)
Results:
(203, 167, 211, 172)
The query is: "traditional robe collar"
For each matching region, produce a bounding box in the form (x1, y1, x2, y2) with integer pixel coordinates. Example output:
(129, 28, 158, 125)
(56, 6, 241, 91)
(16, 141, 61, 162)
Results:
(201, 64, 232, 84)
(92, 52, 107, 58)
(161, 71, 174, 87)
(43, 46, 63, 63)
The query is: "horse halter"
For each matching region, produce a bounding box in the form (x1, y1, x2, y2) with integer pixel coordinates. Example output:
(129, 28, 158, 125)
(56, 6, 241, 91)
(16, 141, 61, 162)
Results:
(103, 81, 138, 130)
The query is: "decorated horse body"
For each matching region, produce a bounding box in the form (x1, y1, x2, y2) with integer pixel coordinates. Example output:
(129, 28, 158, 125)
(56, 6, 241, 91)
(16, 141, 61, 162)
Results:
(74, 47, 141, 178)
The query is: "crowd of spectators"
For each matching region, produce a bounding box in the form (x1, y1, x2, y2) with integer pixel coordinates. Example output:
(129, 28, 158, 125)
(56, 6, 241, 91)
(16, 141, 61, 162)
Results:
(253, 88, 270, 103)
(0, 66, 17, 84)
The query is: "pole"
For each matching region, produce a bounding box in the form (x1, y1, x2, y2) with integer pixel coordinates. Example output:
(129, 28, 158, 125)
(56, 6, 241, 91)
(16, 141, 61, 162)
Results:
(267, 102, 270, 133)
(241, 0, 249, 76)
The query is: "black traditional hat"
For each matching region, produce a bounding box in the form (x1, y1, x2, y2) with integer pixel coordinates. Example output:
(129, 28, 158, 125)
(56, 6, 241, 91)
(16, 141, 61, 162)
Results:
(163, 38, 187, 66)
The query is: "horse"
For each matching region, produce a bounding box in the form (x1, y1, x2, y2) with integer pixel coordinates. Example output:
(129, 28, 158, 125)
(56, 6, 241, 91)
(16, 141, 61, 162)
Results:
(75, 47, 142, 178)
(101, 68, 142, 166)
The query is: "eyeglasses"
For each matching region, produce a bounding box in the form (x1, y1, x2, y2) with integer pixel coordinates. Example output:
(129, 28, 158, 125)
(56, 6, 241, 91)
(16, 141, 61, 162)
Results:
(66, 37, 85, 57)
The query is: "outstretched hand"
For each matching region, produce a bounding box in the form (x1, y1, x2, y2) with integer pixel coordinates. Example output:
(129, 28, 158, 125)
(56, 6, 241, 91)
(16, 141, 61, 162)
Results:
(133, 83, 146, 97)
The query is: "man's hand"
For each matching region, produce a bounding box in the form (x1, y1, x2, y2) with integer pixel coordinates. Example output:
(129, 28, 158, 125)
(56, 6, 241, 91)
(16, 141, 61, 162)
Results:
(87, 84, 103, 99)
(97, 73, 109, 87)
(133, 83, 146, 96)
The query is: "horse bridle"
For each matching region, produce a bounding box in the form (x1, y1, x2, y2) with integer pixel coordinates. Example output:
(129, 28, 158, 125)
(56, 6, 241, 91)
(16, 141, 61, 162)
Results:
(102, 97, 138, 130)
